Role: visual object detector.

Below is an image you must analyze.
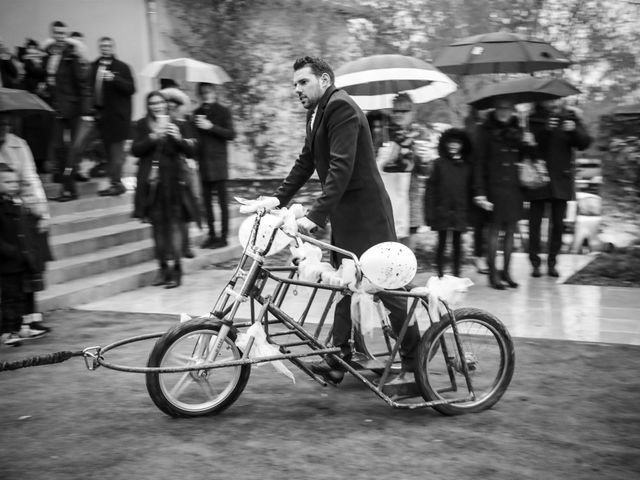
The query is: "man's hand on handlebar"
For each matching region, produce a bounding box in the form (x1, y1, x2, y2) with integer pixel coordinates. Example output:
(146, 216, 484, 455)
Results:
(296, 216, 320, 235)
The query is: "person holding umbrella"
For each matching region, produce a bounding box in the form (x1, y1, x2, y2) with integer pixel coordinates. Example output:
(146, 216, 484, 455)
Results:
(473, 98, 536, 290)
(527, 99, 592, 277)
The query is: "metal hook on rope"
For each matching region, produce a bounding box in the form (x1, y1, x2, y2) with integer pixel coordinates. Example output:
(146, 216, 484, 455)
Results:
(82, 346, 103, 371)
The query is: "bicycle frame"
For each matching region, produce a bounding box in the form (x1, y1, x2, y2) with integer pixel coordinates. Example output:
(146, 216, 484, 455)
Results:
(200, 209, 479, 410)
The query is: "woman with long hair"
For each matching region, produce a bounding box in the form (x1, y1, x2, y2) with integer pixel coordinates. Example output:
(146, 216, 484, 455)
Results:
(131, 91, 197, 288)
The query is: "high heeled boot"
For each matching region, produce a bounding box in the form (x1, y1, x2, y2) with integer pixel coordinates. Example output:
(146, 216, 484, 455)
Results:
(164, 264, 182, 289)
(151, 264, 169, 286)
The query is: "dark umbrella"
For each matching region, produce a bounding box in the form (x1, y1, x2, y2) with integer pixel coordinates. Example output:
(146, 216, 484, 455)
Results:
(467, 77, 581, 110)
(434, 32, 573, 75)
(0, 87, 53, 114)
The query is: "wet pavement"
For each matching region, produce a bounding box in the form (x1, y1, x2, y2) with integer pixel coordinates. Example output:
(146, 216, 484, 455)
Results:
(77, 251, 640, 346)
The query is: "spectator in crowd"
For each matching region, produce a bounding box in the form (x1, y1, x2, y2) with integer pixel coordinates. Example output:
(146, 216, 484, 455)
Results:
(464, 105, 490, 274)
(0, 37, 20, 88)
(473, 98, 535, 290)
(193, 82, 235, 249)
(272, 56, 420, 385)
(131, 91, 197, 288)
(90, 36, 136, 197)
(19, 39, 53, 174)
(0, 113, 52, 345)
(527, 99, 592, 277)
(376, 93, 429, 246)
(161, 86, 200, 258)
(42, 20, 92, 202)
(424, 128, 473, 277)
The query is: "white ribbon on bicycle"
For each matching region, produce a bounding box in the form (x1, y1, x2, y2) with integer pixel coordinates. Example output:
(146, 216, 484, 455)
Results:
(236, 322, 296, 383)
(410, 275, 474, 330)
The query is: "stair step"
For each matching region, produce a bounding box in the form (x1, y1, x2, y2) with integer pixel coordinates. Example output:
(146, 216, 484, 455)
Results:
(37, 242, 243, 311)
(48, 191, 134, 217)
(43, 179, 107, 199)
(45, 229, 210, 284)
(48, 203, 134, 236)
(49, 220, 152, 259)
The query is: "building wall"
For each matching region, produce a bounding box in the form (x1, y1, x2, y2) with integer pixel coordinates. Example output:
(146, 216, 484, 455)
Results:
(0, 0, 153, 118)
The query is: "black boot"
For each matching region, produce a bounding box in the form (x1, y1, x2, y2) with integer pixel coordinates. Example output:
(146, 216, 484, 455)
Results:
(500, 270, 519, 288)
(310, 350, 351, 385)
(488, 267, 506, 290)
(164, 264, 182, 289)
(151, 264, 169, 286)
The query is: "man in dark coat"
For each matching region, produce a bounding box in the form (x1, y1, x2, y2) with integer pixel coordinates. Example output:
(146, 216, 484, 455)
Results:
(273, 56, 420, 384)
(193, 83, 235, 248)
(90, 36, 136, 196)
(42, 20, 92, 201)
(527, 100, 592, 277)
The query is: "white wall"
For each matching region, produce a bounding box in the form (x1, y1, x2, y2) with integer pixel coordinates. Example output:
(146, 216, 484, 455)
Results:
(0, 0, 154, 118)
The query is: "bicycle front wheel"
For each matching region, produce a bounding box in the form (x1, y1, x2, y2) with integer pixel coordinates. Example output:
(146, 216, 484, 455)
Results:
(146, 320, 251, 417)
(415, 307, 515, 415)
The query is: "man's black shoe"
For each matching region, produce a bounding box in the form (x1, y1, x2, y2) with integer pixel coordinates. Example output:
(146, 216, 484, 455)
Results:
(310, 358, 345, 385)
(98, 184, 126, 196)
(54, 191, 78, 202)
(548, 266, 559, 277)
(212, 238, 228, 249)
(531, 266, 541, 278)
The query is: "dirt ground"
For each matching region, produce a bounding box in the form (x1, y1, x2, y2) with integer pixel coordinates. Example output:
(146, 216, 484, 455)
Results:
(1, 310, 639, 480)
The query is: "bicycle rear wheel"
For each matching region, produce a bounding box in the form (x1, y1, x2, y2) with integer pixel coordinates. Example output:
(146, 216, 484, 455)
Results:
(415, 307, 515, 415)
(146, 320, 251, 417)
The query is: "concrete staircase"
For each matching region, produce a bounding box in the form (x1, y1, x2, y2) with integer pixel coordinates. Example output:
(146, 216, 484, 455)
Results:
(37, 179, 242, 311)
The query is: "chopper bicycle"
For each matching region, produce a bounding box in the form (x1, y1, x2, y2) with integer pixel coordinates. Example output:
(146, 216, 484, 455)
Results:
(144, 205, 515, 418)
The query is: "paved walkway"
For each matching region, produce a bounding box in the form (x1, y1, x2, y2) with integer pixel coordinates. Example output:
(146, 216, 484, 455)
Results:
(77, 251, 640, 346)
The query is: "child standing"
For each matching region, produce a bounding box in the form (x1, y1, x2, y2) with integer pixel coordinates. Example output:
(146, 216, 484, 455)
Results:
(424, 128, 473, 277)
(0, 164, 49, 346)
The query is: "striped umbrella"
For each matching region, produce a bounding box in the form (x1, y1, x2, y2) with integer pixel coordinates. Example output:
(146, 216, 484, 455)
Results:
(140, 58, 231, 85)
(334, 54, 457, 110)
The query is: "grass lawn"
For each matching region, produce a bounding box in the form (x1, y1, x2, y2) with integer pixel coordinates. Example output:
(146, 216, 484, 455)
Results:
(565, 246, 640, 287)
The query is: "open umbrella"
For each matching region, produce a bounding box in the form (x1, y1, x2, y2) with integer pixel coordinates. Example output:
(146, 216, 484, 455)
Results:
(335, 54, 457, 110)
(434, 32, 573, 75)
(467, 76, 580, 110)
(140, 58, 231, 85)
(0, 87, 53, 114)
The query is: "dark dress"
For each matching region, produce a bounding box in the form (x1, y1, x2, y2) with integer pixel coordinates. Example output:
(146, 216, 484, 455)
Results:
(425, 128, 473, 232)
(474, 113, 526, 225)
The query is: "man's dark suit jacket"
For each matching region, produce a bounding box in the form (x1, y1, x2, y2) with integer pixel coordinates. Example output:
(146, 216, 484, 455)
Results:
(90, 56, 136, 143)
(275, 85, 397, 262)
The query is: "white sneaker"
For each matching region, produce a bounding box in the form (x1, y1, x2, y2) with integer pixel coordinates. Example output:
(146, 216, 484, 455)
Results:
(16, 325, 48, 340)
(2, 332, 23, 346)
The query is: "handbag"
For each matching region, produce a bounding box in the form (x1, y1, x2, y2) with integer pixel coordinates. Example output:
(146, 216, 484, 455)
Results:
(518, 157, 550, 189)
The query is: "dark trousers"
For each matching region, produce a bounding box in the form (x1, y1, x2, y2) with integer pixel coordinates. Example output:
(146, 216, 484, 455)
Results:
(472, 205, 488, 257)
(103, 139, 126, 186)
(331, 292, 420, 371)
(0, 273, 28, 333)
(201, 180, 228, 240)
(21, 112, 53, 173)
(150, 215, 182, 269)
(528, 199, 567, 267)
(57, 117, 94, 194)
(437, 230, 462, 277)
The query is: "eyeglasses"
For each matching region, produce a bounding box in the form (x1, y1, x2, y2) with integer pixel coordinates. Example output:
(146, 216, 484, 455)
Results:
(148, 100, 166, 106)
(392, 109, 411, 114)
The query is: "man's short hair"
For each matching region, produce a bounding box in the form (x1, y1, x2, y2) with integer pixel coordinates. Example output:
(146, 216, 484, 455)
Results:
(293, 56, 335, 84)
(70, 31, 83, 39)
(99, 36, 114, 44)
(392, 92, 413, 108)
(51, 20, 67, 29)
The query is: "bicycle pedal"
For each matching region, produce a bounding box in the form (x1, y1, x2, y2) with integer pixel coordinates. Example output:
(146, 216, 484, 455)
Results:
(381, 379, 420, 398)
